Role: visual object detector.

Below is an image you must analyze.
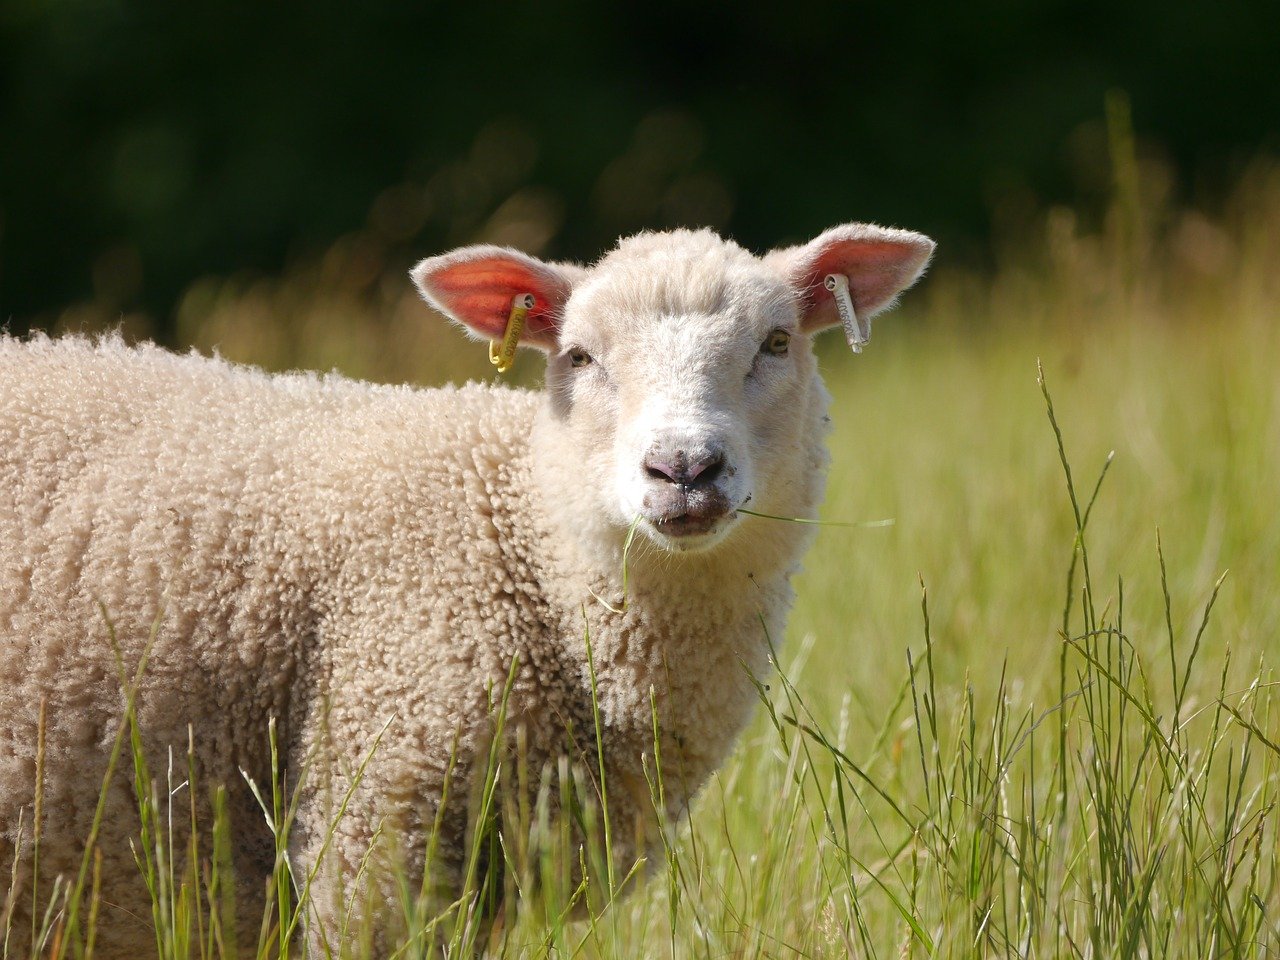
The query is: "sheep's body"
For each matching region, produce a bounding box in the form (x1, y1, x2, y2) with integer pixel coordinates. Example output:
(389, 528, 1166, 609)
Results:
(0, 334, 815, 956)
(1, 223, 933, 956)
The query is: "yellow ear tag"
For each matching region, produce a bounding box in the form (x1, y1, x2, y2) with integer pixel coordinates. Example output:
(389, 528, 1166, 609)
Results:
(824, 273, 869, 353)
(488, 293, 536, 374)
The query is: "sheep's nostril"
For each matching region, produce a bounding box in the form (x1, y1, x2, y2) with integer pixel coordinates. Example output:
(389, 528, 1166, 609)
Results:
(646, 460, 677, 483)
(686, 452, 724, 485)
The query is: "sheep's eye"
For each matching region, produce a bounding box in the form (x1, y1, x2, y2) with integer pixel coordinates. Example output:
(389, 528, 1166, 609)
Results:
(762, 330, 791, 356)
(568, 349, 593, 368)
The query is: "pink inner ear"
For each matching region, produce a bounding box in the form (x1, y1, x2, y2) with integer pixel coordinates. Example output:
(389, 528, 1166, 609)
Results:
(799, 240, 927, 323)
(424, 257, 568, 341)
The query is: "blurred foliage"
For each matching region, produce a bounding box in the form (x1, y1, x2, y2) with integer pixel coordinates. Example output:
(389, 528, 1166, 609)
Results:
(2, 0, 1278, 339)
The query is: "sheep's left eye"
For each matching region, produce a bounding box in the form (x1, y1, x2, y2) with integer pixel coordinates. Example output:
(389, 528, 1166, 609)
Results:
(762, 330, 791, 356)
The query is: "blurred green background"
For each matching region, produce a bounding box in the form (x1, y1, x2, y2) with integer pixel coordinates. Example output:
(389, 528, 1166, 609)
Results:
(2, 0, 1277, 343)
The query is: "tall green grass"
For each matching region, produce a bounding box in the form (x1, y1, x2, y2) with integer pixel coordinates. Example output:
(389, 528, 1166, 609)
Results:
(13, 131, 1280, 956)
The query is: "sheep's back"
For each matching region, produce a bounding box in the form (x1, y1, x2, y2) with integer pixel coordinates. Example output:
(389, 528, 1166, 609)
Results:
(0, 332, 544, 753)
(0, 334, 544, 954)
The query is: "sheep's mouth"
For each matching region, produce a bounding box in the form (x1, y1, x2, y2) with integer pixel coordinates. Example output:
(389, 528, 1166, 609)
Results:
(652, 512, 722, 538)
(640, 486, 736, 545)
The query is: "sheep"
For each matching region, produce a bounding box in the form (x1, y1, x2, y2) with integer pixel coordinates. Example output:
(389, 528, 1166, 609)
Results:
(0, 222, 933, 956)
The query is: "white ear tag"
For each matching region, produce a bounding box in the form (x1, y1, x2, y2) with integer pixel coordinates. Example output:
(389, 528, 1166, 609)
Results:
(824, 274, 870, 353)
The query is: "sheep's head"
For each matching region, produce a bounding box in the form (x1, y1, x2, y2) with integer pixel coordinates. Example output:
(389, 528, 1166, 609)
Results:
(412, 225, 933, 554)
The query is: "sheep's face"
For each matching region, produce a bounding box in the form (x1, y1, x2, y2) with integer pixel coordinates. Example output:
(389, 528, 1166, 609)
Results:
(547, 239, 807, 552)
(412, 225, 935, 554)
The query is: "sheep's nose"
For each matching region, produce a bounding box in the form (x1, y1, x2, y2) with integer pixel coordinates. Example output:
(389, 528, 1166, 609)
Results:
(644, 448, 725, 487)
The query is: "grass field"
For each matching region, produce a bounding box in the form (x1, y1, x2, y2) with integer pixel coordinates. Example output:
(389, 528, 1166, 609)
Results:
(13, 155, 1280, 957)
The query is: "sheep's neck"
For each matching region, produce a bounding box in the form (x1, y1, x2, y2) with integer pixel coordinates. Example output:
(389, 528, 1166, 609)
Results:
(527, 484, 817, 821)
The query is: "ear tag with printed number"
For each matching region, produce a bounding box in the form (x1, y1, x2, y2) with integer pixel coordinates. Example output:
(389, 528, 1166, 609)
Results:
(824, 274, 870, 353)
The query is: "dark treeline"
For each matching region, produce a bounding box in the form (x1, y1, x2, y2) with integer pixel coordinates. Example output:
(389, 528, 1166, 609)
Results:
(2, 0, 1277, 337)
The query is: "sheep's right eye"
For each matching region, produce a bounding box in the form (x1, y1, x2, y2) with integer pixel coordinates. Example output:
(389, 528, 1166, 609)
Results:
(762, 330, 791, 356)
(568, 349, 593, 368)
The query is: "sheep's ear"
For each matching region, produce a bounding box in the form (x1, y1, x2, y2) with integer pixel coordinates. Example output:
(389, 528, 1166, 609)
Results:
(410, 245, 583, 350)
(764, 223, 935, 348)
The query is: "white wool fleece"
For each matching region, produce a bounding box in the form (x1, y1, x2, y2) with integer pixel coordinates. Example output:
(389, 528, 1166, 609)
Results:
(0, 223, 933, 957)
